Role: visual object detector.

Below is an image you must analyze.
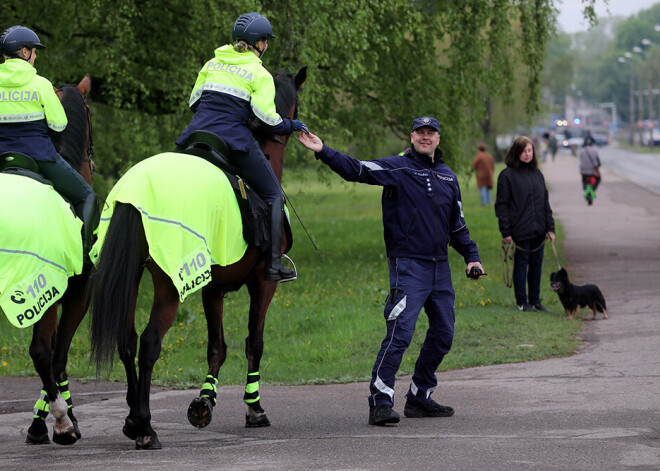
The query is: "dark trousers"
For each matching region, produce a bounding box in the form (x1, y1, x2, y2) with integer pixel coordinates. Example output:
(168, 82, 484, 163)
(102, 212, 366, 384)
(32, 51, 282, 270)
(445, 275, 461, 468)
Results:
(512, 236, 546, 306)
(37, 153, 93, 206)
(581, 174, 601, 192)
(369, 257, 455, 408)
(230, 139, 282, 203)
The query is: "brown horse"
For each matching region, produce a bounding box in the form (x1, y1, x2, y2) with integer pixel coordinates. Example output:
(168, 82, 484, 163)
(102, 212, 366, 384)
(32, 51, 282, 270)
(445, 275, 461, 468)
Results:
(90, 67, 306, 450)
(0, 75, 95, 445)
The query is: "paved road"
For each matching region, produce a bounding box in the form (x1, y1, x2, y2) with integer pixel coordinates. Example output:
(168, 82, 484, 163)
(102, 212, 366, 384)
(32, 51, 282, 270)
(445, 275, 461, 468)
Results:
(1, 149, 659, 470)
(597, 144, 660, 195)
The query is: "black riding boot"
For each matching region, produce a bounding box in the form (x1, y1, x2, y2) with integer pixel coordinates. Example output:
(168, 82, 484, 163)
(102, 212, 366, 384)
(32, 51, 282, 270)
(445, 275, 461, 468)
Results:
(265, 197, 296, 282)
(75, 193, 100, 264)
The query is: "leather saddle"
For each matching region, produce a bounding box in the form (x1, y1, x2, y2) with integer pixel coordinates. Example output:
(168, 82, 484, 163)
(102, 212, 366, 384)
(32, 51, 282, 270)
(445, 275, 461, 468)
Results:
(0, 152, 53, 186)
(179, 131, 292, 253)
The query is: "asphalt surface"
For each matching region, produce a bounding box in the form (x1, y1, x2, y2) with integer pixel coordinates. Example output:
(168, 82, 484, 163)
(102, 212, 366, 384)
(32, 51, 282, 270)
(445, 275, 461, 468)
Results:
(1, 145, 659, 470)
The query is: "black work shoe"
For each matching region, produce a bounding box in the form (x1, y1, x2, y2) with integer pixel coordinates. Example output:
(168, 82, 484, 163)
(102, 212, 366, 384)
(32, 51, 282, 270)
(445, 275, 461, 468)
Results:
(517, 303, 537, 312)
(368, 405, 400, 426)
(404, 399, 454, 418)
(534, 303, 552, 313)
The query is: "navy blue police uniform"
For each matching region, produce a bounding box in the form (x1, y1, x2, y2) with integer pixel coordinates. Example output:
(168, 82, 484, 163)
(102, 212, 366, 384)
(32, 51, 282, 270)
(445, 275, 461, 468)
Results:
(313, 132, 481, 411)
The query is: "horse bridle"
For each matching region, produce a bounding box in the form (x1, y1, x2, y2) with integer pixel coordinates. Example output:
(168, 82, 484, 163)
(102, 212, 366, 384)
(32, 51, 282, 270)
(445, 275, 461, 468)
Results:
(57, 85, 95, 175)
(81, 94, 94, 173)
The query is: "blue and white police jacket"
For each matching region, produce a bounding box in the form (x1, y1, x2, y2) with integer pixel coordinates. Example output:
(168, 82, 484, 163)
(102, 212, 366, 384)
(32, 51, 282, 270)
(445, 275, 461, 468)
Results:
(315, 145, 481, 263)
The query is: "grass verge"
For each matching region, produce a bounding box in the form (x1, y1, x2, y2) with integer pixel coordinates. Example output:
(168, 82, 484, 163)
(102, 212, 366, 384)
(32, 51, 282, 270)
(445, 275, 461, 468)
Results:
(0, 165, 582, 388)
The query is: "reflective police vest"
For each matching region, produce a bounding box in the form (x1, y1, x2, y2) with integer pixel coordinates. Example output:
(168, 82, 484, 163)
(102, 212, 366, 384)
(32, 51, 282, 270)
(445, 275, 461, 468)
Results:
(176, 45, 291, 153)
(0, 59, 67, 161)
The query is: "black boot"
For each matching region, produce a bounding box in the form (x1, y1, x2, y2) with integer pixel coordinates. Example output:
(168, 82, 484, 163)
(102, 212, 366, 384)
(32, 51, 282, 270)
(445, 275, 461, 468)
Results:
(264, 197, 296, 282)
(75, 193, 100, 264)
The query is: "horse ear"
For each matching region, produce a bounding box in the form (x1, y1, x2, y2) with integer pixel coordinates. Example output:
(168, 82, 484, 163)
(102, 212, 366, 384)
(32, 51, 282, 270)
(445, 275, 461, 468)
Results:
(294, 66, 307, 90)
(77, 74, 92, 97)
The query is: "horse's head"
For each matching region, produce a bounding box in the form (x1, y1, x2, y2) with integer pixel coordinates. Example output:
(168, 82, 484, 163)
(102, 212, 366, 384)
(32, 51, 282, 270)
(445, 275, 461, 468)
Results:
(258, 67, 307, 181)
(53, 75, 94, 184)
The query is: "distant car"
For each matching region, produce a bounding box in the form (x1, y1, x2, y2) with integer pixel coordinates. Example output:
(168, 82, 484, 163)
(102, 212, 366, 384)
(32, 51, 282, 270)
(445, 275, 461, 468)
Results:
(554, 133, 567, 148)
(591, 133, 609, 146)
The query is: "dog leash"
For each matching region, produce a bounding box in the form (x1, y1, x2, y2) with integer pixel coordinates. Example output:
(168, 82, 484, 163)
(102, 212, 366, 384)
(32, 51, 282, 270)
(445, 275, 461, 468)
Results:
(501, 238, 561, 288)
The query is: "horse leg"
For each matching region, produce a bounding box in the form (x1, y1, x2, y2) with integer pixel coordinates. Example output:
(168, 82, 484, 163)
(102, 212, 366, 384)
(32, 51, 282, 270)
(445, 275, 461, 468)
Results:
(50, 271, 91, 442)
(188, 284, 227, 428)
(116, 268, 143, 441)
(132, 265, 179, 450)
(27, 306, 76, 445)
(244, 280, 277, 428)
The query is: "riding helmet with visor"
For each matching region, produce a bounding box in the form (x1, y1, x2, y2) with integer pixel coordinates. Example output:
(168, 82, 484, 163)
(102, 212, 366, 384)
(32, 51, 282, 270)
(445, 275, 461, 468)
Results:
(232, 13, 275, 46)
(1, 25, 45, 56)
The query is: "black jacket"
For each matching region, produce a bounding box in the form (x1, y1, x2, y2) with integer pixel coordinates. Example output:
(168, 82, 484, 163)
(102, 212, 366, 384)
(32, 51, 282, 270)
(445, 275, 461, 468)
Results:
(495, 163, 555, 241)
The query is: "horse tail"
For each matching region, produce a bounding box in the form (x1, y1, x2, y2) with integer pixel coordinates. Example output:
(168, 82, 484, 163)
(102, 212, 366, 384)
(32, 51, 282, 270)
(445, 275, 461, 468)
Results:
(90, 203, 143, 374)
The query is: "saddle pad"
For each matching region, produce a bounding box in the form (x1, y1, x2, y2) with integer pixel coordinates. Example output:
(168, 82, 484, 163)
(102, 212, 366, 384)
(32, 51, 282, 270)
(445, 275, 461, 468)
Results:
(0, 174, 83, 328)
(90, 152, 248, 302)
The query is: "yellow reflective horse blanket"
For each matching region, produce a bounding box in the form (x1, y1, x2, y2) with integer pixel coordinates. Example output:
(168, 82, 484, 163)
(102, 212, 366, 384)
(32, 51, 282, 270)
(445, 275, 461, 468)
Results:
(0, 173, 83, 328)
(90, 152, 247, 302)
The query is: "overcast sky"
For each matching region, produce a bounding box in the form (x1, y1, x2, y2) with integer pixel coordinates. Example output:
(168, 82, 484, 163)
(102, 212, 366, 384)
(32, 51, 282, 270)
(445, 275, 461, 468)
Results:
(557, 0, 660, 33)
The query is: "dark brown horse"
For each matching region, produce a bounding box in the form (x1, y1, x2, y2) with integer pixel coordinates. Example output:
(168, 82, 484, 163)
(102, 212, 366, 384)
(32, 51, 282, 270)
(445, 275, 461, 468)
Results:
(90, 68, 306, 450)
(0, 75, 95, 445)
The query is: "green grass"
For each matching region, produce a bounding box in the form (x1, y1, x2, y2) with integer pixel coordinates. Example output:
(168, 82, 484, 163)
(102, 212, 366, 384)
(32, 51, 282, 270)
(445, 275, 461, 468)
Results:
(0, 165, 581, 388)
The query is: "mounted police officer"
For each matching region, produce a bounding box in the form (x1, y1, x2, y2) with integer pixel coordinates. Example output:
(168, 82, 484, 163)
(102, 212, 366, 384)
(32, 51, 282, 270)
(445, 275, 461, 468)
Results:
(176, 13, 308, 282)
(0, 25, 98, 260)
(298, 117, 485, 426)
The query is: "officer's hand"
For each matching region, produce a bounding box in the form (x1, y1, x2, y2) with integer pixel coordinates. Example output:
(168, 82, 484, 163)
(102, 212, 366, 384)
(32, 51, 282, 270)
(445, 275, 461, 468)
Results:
(298, 132, 323, 152)
(291, 120, 309, 134)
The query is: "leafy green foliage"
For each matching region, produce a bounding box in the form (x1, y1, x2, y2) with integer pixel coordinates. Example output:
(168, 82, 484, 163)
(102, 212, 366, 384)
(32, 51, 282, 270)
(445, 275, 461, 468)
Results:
(2, 0, 599, 179)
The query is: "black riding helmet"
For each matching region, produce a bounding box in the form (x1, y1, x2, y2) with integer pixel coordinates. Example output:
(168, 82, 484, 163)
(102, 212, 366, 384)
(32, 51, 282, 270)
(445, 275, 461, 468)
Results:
(232, 13, 275, 46)
(0, 25, 45, 56)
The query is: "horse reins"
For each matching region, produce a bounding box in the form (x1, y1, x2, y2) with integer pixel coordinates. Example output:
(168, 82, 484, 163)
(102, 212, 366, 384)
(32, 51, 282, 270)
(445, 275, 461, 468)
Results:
(501, 239, 561, 288)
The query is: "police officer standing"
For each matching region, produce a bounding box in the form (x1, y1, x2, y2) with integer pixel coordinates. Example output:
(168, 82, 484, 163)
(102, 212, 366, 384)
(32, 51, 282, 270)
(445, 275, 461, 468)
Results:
(0, 25, 98, 258)
(298, 117, 485, 426)
(176, 13, 308, 282)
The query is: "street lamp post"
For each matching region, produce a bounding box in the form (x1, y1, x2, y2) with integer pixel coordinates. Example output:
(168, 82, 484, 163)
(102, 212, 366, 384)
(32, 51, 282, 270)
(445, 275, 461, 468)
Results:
(619, 54, 636, 145)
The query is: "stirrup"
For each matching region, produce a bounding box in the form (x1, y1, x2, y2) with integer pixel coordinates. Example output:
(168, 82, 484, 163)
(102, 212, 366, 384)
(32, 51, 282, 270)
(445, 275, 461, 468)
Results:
(280, 255, 297, 282)
(265, 255, 297, 283)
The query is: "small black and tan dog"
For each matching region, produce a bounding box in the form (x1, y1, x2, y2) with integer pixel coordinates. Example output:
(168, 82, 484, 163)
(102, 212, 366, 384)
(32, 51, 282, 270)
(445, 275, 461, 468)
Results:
(550, 268, 608, 320)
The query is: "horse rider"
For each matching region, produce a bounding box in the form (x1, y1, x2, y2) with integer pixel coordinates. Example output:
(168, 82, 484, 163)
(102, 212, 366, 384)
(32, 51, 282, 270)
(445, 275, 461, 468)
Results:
(0, 25, 98, 260)
(176, 13, 307, 282)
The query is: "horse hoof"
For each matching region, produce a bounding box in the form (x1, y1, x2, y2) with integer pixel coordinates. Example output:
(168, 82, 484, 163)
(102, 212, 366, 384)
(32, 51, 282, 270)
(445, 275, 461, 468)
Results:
(52, 430, 78, 446)
(135, 435, 162, 450)
(188, 396, 213, 428)
(25, 432, 50, 445)
(123, 417, 139, 440)
(245, 412, 270, 428)
(26, 420, 49, 445)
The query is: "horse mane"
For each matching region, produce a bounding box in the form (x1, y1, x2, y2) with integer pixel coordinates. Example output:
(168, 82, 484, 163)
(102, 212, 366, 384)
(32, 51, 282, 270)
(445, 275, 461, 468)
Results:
(52, 85, 87, 171)
(273, 71, 298, 119)
(252, 71, 298, 146)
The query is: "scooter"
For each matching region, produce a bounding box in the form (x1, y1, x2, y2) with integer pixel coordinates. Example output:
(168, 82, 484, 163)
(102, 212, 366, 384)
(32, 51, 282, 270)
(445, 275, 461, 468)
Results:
(584, 175, 596, 205)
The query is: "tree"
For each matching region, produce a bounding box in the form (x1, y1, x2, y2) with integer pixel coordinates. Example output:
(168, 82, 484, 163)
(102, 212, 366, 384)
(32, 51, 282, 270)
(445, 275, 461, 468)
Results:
(3, 0, 600, 180)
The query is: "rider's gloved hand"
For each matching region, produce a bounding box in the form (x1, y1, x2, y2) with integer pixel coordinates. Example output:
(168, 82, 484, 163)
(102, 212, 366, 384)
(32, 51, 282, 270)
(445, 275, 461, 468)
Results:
(291, 120, 309, 134)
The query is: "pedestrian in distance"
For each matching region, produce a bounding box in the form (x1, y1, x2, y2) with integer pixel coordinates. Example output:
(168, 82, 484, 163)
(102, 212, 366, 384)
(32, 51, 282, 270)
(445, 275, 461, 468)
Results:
(0, 25, 99, 259)
(548, 131, 558, 162)
(495, 136, 555, 312)
(297, 116, 485, 426)
(176, 12, 309, 282)
(579, 136, 601, 205)
(471, 142, 495, 206)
